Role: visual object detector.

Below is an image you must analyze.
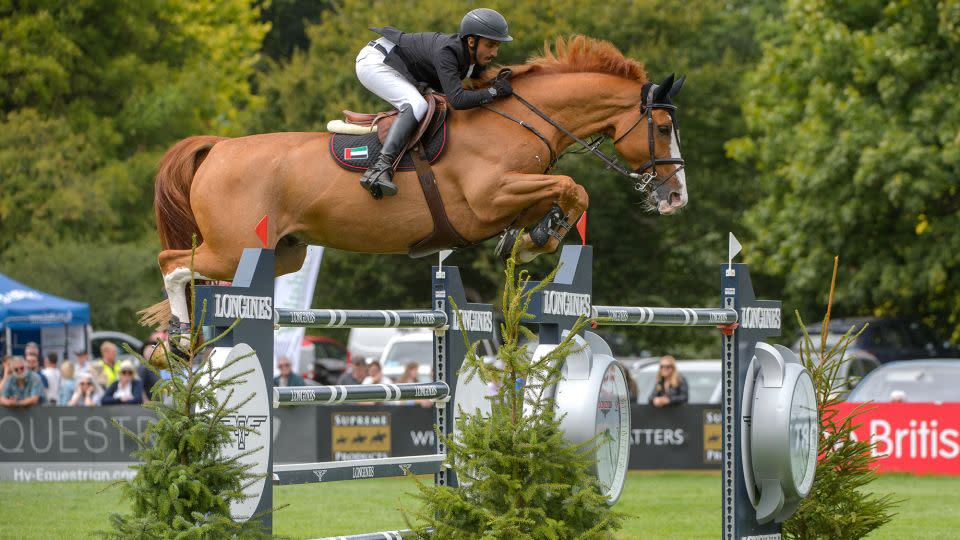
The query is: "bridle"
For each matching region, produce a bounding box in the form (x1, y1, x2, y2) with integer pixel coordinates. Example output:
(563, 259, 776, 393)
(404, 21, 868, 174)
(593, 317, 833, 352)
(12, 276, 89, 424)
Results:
(482, 69, 685, 196)
(612, 82, 685, 193)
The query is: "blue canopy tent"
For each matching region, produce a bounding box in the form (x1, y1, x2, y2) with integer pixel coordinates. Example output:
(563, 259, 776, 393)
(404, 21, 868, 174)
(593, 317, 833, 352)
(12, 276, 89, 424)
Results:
(0, 273, 91, 358)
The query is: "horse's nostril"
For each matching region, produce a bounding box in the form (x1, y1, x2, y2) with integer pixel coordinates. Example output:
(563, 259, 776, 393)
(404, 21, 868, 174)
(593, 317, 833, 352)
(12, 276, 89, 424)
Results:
(670, 192, 682, 205)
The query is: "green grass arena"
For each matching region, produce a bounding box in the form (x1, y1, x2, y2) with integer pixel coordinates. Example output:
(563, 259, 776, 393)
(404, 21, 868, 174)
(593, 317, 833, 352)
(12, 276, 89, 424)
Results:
(2, 471, 958, 539)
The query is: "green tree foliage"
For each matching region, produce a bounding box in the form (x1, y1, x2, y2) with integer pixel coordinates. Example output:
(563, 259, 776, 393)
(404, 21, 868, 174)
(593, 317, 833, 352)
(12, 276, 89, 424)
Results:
(408, 250, 622, 538)
(784, 261, 897, 539)
(0, 2, 268, 336)
(106, 304, 271, 538)
(728, 0, 960, 341)
(255, 1, 764, 358)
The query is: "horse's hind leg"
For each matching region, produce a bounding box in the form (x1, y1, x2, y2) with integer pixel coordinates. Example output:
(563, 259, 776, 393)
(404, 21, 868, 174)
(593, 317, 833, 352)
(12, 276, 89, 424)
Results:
(492, 173, 589, 263)
(158, 243, 244, 336)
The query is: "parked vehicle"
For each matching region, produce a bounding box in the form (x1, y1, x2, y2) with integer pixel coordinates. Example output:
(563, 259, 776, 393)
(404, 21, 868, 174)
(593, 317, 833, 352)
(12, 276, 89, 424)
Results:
(792, 317, 958, 364)
(300, 336, 349, 385)
(346, 328, 423, 363)
(630, 359, 721, 405)
(379, 331, 497, 383)
(846, 359, 960, 403)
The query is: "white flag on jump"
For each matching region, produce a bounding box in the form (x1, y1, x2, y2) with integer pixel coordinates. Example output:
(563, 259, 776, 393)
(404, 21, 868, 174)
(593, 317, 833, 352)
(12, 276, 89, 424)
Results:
(273, 246, 324, 374)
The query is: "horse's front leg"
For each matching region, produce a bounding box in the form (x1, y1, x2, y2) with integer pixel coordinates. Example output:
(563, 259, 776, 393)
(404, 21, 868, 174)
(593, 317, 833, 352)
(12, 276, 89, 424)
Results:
(486, 173, 589, 263)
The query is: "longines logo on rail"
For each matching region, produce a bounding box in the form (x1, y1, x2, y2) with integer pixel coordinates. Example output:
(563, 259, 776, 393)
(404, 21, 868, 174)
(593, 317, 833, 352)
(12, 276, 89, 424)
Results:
(452, 310, 493, 332)
(542, 291, 591, 317)
(739, 307, 781, 330)
(214, 294, 273, 320)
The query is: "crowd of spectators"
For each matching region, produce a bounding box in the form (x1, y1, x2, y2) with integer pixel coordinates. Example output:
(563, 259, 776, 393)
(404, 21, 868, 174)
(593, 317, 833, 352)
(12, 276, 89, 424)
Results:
(1, 339, 167, 408)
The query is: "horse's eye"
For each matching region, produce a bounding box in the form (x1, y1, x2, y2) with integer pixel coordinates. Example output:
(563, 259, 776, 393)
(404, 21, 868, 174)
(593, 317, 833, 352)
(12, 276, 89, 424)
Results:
(657, 124, 672, 136)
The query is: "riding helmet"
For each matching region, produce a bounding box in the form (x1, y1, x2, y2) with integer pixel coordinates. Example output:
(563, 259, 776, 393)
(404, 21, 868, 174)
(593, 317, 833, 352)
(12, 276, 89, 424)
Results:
(460, 8, 513, 42)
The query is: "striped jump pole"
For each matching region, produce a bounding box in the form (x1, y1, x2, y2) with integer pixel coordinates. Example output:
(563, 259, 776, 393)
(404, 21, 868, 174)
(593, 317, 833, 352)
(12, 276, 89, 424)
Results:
(275, 308, 447, 329)
(591, 306, 737, 326)
(274, 381, 450, 407)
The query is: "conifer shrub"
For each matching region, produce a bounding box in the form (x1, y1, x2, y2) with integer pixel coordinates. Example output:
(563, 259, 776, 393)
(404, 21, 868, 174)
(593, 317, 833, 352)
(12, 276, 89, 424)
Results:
(407, 247, 623, 539)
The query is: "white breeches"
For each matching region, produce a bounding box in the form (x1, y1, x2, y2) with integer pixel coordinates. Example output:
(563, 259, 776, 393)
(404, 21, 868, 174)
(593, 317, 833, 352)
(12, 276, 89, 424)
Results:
(355, 45, 429, 121)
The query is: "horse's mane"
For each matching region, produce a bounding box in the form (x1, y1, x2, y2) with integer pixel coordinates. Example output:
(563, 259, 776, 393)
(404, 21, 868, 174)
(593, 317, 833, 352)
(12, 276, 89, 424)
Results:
(481, 35, 647, 85)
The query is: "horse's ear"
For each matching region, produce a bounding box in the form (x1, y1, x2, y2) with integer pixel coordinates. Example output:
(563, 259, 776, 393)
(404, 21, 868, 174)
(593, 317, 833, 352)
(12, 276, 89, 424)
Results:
(653, 73, 675, 103)
(668, 75, 686, 99)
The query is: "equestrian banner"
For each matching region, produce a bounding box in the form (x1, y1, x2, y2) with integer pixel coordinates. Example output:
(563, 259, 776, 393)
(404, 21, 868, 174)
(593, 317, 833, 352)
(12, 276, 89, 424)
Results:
(832, 402, 960, 475)
(273, 245, 324, 373)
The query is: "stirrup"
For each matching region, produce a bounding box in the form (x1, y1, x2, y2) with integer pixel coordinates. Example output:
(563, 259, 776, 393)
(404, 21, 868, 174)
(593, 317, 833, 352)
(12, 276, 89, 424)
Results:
(360, 167, 398, 199)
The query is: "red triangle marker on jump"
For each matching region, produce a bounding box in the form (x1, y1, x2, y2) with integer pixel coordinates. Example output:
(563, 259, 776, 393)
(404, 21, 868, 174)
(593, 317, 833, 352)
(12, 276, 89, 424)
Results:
(255, 215, 269, 248)
(575, 212, 587, 245)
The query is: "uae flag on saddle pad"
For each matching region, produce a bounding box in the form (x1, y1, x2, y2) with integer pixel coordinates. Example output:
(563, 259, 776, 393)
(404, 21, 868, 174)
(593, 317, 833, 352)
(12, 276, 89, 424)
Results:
(344, 146, 368, 160)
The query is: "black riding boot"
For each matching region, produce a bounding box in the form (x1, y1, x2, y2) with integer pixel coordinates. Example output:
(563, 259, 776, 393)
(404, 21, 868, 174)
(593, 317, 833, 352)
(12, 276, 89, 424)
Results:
(360, 105, 420, 199)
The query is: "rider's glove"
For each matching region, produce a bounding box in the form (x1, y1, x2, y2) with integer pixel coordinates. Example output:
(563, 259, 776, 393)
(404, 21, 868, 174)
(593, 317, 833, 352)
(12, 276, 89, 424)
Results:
(491, 78, 513, 97)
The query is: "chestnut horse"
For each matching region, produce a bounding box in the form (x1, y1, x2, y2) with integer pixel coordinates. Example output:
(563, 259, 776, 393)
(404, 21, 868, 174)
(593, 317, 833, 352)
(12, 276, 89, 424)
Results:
(142, 36, 687, 330)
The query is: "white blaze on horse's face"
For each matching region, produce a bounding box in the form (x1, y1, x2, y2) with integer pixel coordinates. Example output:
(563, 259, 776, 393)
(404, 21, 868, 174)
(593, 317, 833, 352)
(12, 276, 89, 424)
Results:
(657, 132, 687, 215)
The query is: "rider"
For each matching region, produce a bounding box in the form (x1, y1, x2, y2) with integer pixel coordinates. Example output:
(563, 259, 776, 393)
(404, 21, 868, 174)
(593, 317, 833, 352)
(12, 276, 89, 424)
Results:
(355, 8, 514, 199)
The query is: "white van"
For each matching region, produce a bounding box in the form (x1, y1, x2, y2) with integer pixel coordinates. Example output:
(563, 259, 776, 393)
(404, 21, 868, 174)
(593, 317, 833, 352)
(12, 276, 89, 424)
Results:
(379, 330, 499, 383)
(379, 331, 434, 382)
(346, 328, 419, 362)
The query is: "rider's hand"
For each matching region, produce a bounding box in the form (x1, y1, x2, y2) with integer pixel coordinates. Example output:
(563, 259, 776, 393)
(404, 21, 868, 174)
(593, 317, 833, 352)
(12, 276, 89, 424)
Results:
(492, 78, 513, 97)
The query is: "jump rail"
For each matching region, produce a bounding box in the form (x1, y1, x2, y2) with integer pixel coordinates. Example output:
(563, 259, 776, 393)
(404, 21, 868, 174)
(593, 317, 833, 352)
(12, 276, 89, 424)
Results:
(275, 308, 447, 328)
(591, 306, 737, 326)
(273, 382, 450, 407)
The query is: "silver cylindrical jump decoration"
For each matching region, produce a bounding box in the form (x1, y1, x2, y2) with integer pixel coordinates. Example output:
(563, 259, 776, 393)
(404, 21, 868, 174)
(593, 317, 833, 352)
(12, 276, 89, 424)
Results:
(591, 306, 737, 326)
(273, 381, 450, 408)
(274, 308, 447, 329)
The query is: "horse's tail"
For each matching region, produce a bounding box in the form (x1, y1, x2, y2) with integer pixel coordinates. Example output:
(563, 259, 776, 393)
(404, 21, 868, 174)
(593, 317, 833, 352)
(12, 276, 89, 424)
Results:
(141, 135, 227, 331)
(154, 135, 228, 250)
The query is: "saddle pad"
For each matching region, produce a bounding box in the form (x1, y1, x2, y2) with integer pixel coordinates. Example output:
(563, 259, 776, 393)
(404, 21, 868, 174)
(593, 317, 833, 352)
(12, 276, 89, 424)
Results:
(329, 122, 447, 172)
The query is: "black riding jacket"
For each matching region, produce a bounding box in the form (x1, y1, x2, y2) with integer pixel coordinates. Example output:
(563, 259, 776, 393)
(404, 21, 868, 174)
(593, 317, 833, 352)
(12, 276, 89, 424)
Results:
(370, 26, 494, 110)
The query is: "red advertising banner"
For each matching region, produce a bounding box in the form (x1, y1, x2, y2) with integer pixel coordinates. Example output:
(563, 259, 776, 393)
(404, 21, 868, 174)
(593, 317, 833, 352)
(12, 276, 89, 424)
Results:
(832, 402, 960, 475)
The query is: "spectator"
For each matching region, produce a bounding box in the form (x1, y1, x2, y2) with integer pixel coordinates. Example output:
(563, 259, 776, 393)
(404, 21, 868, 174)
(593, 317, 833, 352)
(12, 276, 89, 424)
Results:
(73, 348, 92, 377)
(1, 356, 44, 408)
(648, 355, 688, 407)
(890, 389, 906, 403)
(101, 360, 144, 405)
(362, 360, 392, 385)
(396, 361, 432, 407)
(41, 352, 61, 404)
(59, 361, 77, 406)
(25, 351, 48, 394)
(68, 373, 103, 406)
(0, 355, 12, 391)
(24, 341, 40, 359)
(98, 342, 121, 385)
(89, 361, 108, 388)
(274, 356, 307, 387)
(337, 359, 368, 385)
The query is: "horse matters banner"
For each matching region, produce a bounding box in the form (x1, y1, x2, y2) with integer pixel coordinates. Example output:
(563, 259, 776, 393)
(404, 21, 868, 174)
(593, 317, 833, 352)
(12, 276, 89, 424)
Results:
(833, 402, 960, 475)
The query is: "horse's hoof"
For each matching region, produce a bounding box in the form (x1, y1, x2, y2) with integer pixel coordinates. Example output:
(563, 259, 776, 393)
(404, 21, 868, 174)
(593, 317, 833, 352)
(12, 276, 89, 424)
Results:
(494, 229, 519, 262)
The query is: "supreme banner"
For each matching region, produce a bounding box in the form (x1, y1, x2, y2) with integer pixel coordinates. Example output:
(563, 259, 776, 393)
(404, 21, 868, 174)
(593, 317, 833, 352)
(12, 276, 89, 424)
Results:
(833, 402, 960, 475)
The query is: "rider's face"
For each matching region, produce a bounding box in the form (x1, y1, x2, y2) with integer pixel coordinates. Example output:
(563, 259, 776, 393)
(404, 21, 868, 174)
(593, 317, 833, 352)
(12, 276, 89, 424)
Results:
(471, 37, 501, 66)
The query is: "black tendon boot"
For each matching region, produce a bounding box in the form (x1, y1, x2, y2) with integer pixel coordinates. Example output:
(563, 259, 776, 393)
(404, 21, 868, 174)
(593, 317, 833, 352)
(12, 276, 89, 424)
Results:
(360, 105, 420, 199)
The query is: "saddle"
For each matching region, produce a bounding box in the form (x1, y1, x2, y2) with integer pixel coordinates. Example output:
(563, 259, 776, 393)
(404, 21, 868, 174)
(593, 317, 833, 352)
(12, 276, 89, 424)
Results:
(327, 93, 470, 258)
(329, 93, 448, 149)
